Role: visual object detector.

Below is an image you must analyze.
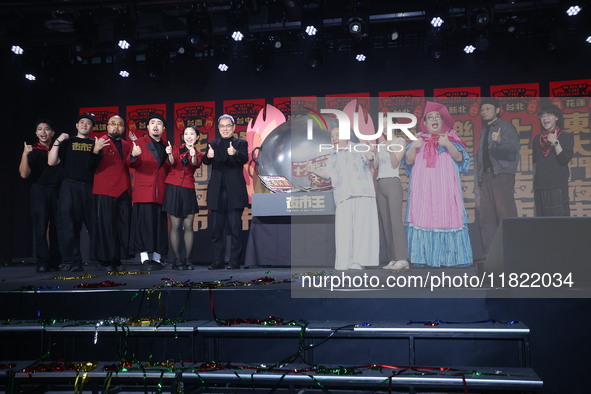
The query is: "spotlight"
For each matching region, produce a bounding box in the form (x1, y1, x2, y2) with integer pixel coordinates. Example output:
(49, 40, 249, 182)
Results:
(355, 53, 366, 61)
(430, 17, 444, 28)
(587, 35, 591, 43)
(25, 73, 36, 81)
(118, 39, 131, 50)
(566, 5, 582, 16)
(425, 35, 445, 61)
(507, 25, 516, 33)
(11, 45, 24, 55)
(187, 5, 211, 51)
(231, 31, 244, 41)
(218, 63, 229, 71)
(391, 31, 399, 41)
(114, 7, 136, 50)
(119, 70, 130, 78)
(464, 45, 476, 54)
(274, 40, 282, 49)
(305, 25, 318, 36)
(347, 17, 366, 39)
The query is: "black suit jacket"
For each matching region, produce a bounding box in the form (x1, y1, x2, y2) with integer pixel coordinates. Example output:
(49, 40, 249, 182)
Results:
(202, 136, 249, 210)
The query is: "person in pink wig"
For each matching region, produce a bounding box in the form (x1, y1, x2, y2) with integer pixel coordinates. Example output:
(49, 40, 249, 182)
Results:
(402, 101, 473, 268)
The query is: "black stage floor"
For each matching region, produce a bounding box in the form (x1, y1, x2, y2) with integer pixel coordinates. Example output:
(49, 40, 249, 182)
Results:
(0, 262, 589, 393)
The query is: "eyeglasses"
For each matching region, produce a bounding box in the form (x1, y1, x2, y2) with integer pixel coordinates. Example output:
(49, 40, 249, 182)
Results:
(108, 122, 124, 126)
(426, 114, 442, 121)
(219, 123, 234, 129)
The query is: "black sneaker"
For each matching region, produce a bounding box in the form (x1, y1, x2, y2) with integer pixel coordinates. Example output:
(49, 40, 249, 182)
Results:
(142, 260, 164, 271)
(184, 259, 195, 270)
(208, 261, 225, 270)
(172, 259, 185, 270)
(70, 262, 84, 272)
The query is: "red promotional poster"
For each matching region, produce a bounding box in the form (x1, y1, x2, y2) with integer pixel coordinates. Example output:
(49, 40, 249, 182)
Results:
(550, 79, 591, 98)
(325, 93, 370, 112)
(548, 79, 591, 217)
(433, 86, 481, 222)
(223, 98, 266, 136)
(273, 96, 318, 119)
(548, 79, 591, 114)
(378, 89, 425, 122)
(125, 104, 167, 141)
(173, 101, 216, 142)
(490, 83, 540, 217)
(79, 106, 119, 138)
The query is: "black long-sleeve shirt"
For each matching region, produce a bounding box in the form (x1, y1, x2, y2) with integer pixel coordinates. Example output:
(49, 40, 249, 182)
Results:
(532, 131, 574, 190)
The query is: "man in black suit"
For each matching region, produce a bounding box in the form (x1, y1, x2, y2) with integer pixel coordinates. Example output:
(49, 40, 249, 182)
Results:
(203, 114, 249, 270)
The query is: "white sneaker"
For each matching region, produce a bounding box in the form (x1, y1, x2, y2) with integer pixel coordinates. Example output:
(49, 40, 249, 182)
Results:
(349, 263, 363, 270)
(383, 260, 409, 272)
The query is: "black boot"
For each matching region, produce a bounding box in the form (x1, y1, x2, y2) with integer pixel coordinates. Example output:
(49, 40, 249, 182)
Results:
(184, 258, 194, 270)
(172, 259, 185, 270)
(208, 261, 225, 270)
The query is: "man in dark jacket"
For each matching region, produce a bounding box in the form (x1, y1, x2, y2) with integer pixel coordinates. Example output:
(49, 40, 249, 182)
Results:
(476, 98, 520, 255)
(202, 114, 248, 270)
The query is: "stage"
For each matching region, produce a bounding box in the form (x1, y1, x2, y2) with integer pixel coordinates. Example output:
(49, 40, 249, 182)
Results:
(0, 261, 589, 393)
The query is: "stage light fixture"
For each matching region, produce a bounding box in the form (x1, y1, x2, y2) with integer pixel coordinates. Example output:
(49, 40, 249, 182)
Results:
(118, 39, 131, 50)
(25, 73, 36, 81)
(587, 35, 591, 43)
(146, 46, 167, 81)
(430, 17, 444, 28)
(187, 5, 211, 51)
(464, 45, 476, 54)
(391, 31, 399, 41)
(566, 5, 582, 16)
(11, 45, 24, 55)
(218, 63, 229, 71)
(119, 70, 130, 78)
(232, 31, 244, 41)
(302, 0, 323, 38)
(114, 8, 136, 50)
(346, 17, 366, 39)
(355, 54, 366, 62)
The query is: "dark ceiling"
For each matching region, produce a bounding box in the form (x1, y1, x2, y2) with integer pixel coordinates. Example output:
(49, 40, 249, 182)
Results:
(2, 1, 590, 75)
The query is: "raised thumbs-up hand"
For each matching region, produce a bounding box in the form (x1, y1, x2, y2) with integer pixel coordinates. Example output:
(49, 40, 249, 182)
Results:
(227, 141, 236, 156)
(207, 144, 214, 158)
(128, 130, 137, 142)
(23, 141, 33, 155)
(131, 141, 142, 157)
(165, 140, 172, 155)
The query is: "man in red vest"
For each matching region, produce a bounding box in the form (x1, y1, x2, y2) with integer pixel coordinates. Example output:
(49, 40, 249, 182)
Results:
(90, 115, 132, 272)
(129, 113, 170, 270)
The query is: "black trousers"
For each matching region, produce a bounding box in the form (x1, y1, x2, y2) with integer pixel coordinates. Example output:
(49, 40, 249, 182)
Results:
(30, 183, 61, 268)
(130, 202, 168, 255)
(210, 186, 244, 265)
(535, 188, 570, 217)
(90, 192, 131, 262)
(479, 172, 518, 254)
(58, 178, 93, 264)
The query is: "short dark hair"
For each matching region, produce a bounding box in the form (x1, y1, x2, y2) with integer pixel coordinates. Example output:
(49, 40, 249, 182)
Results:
(480, 97, 500, 108)
(539, 104, 564, 129)
(35, 118, 56, 131)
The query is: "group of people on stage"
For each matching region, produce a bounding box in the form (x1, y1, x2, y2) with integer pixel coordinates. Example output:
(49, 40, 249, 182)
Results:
(20, 113, 248, 273)
(309, 99, 574, 271)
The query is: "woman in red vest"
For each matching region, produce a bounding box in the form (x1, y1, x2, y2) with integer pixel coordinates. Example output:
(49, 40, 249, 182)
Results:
(162, 126, 204, 270)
